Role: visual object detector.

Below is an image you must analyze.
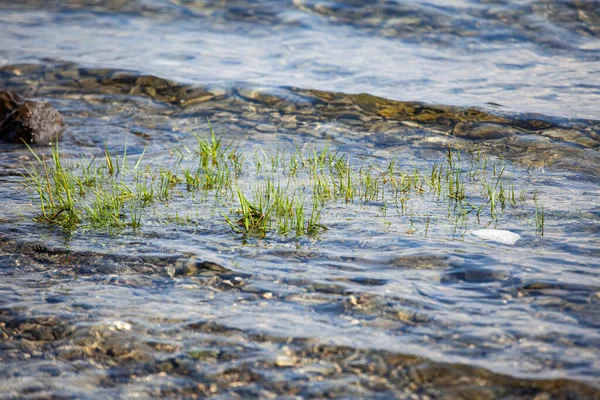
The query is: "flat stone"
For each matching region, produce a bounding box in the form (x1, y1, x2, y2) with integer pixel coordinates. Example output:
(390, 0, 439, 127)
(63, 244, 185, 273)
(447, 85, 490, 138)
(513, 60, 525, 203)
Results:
(255, 124, 278, 133)
(470, 229, 521, 245)
(453, 122, 514, 140)
(275, 354, 298, 367)
(109, 321, 132, 331)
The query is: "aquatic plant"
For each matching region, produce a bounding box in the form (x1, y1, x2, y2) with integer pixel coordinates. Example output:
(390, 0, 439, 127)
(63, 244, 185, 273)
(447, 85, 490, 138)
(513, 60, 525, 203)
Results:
(21, 126, 546, 240)
(535, 199, 545, 236)
(23, 143, 80, 229)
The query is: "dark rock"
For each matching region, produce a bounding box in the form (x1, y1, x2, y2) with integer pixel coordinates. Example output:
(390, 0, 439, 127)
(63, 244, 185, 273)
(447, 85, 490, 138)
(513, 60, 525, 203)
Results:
(0, 91, 64, 144)
(173, 258, 231, 276)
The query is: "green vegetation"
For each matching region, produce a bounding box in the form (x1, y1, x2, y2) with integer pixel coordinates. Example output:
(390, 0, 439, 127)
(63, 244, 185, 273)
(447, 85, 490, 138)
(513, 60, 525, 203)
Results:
(21, 123, 546, 239)
(535, 200, 545, 236)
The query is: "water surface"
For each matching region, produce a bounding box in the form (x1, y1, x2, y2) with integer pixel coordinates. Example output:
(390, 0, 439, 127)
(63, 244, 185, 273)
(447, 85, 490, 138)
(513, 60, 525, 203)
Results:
(1, 1, 599, 398)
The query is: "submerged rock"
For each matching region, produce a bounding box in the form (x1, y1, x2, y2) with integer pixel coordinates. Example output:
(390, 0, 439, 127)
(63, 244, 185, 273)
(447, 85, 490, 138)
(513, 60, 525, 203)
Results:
(470, 229, 521, 245)
(452, 122, 515, 140)
(0, 91, 64, 144)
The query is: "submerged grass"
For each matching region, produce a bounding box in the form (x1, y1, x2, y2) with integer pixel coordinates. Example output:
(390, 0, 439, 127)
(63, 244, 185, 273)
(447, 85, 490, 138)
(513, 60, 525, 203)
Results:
(22, 125, 545, 239)
(23, 142, 80, 229)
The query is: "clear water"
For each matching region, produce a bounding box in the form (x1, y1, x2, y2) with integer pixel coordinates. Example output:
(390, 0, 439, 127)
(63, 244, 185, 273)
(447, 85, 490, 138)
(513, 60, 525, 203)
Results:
(1, 1, 599, 398)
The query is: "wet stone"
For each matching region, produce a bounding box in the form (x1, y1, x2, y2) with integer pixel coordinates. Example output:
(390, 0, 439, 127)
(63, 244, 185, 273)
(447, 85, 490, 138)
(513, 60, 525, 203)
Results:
(179, 94, 215, 107)
(541, 128, 600, 148)
(452, 122, 515, 140)
(275, 353, 299, 367)
(339, 118, 365, 126)
(187, 348, 221, 361)
(281, 115, 296, 123)
(565, 295, 590, 304)
(178, 259, 227, 276)
(255, 124, 278, 133)
(0, 91, 64, 144)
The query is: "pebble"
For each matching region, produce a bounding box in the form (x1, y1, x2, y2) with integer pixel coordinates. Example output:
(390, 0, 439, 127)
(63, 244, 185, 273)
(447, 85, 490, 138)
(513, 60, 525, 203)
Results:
(275, 354, 298, 367)
(109, 321, 132, 331)
(470, 229, 521, 245)
(255, 124, 278, 133)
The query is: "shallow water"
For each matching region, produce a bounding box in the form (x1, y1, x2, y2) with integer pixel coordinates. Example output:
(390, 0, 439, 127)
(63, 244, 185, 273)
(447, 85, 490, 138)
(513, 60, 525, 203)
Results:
(1, 1, 600, 398)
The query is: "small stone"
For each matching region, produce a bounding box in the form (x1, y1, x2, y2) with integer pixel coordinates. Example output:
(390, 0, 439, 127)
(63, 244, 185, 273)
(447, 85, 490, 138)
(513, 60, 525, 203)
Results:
(109, 321, 132, 331)
(275, 354, 298, 367)
(401, 121, 421, 128)
(180, 95, 214, 107)
(470, 229, 521, 245)
(255, 124, 278, 133)
(165, 266, 176, 278)
(453, 122, 514, 140)
(0, 91, 64, 144)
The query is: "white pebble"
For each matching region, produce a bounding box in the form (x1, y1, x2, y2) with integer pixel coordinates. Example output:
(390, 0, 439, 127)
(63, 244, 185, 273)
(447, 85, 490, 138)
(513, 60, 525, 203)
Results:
(109, 321, 132, 331)
(470, 229, 521, 245)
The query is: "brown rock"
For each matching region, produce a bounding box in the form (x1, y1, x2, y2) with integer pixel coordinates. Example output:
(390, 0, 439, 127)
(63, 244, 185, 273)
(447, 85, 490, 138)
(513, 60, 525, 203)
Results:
(452, 121, 514, 140)
(0, 91, 64, 144)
